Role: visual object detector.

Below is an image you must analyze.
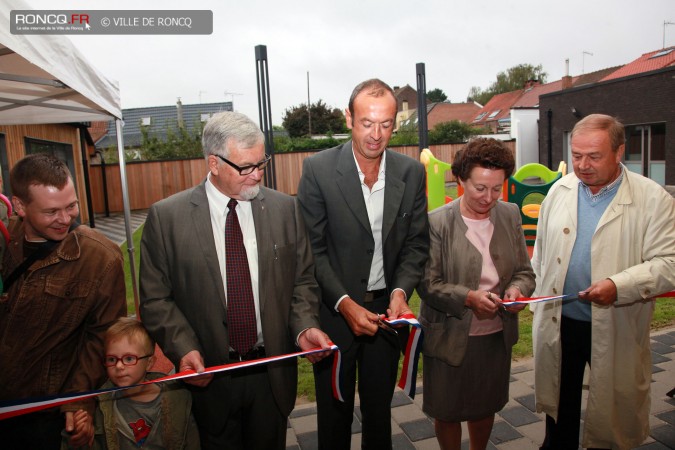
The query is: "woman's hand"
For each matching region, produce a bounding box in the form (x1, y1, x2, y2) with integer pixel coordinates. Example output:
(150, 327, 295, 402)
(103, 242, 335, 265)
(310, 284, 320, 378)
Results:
(465, 290, 499, 320)
(503, 285, 526, 313)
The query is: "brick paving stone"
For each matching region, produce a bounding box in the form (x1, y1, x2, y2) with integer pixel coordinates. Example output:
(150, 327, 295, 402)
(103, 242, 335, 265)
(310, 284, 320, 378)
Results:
(392, 433, 415, 449)
(652, 334, 675, 346)
(290, 405, 317, 418)
(295, 431, 318, 450)
(656, 409, 675, 426)
(392, 390, 414, 407)
(653, 365, 665, 374)
(511, 364, 532, 375)
(652, 351, 670, 364)
(489, 420, 523, 444)
(515, 393, 537, 412)
(351, 415, 362, 434)
(637, 442, 672, 450)
(499, 404, 542, 427)
(399, 418, 436, 442)
(652, 342, 675, 355)
(650, 423, 675, 448)
(391, 404, 429, 423)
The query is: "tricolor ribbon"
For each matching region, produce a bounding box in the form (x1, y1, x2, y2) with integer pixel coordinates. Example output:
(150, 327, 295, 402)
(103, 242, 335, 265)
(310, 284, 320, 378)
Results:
(502, 290, 675, 306)
(501, 294, 567, 306)
(330, 313, 423, 402)
(0, 344, 337, 421)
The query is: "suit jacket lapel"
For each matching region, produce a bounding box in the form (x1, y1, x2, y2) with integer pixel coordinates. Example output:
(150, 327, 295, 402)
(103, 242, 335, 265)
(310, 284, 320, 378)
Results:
(190, 181, 227, 309)
(383, 151, 404, 243)
(251, 190, 269, 312)
(336, 142, 372, 234)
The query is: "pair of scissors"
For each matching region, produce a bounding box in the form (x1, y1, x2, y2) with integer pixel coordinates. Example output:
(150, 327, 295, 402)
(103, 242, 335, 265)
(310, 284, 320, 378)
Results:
(376, 315, 398, 335)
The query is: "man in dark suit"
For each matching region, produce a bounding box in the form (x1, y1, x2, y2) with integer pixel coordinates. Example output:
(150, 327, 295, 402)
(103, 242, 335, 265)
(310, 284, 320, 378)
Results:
(297, 79, 430, 449)
(139, 111, 332, 450)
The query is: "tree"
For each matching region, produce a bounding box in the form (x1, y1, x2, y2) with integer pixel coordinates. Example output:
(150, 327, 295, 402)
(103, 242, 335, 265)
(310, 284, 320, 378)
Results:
(467, 63, 548, 105)
(428, 120, 484, 144)
(282, 100, 347, 138)
(427, 88, 448, 103)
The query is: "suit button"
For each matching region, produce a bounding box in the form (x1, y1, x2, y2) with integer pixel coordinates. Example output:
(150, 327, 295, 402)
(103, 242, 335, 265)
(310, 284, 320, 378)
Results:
(563, 228, 570, 234)
(552, 317, 558, 323)
(552, 288, 557, 294)
(645, 289, 651, 295)
(557, 257, 561, 264)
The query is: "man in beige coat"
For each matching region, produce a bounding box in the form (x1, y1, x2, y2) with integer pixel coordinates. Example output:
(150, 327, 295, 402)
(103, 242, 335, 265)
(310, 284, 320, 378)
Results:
(531, 114, 675, 449)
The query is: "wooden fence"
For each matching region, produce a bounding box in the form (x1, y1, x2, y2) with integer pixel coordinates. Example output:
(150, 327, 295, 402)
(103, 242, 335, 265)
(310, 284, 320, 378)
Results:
(88, 141, 515, 214)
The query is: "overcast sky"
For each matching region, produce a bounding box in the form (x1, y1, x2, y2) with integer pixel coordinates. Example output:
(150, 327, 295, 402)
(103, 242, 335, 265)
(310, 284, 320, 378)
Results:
(23, 0, 675, 125)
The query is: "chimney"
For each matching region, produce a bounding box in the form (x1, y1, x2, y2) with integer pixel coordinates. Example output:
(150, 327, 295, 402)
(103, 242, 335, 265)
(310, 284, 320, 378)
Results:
(524, 79, 540, 89)
(176, 98, 184, 128)
(561, 58, 573, 89)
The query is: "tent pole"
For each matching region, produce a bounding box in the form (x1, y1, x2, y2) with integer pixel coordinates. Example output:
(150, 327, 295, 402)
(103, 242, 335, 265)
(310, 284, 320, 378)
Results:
(116, 118, 140, 317)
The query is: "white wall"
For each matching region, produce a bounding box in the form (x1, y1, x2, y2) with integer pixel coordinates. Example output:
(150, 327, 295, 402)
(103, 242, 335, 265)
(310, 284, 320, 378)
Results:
(510, 108, 540, 167)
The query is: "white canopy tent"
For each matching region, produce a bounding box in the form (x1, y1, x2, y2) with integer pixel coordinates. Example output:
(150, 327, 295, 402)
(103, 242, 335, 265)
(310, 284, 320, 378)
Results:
(0, 0, 139, 309)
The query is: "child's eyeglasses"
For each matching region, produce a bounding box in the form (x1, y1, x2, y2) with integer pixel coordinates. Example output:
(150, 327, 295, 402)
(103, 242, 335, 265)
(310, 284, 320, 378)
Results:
(103, 354, 153, 367)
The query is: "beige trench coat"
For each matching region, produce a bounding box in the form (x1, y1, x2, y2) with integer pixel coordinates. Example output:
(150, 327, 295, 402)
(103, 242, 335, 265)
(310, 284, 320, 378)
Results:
(531, 168, 675, 449)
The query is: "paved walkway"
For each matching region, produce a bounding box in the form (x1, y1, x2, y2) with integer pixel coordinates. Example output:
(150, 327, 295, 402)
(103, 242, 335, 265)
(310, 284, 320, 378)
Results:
(91, 212, 675, 449)
(91, 209, 148, 245)
(286, 327, 675, 450)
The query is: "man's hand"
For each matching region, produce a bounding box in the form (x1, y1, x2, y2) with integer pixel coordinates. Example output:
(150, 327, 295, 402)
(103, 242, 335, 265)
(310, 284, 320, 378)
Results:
(503, 285, 526, 313)
(338, 297, 379, 336)
(179, 350, 213, 387)
(65, 409, 94, 448)
(298, 327, 334, 363)
(465, 290, 499, 320)
(386, 290, 413, 326)
(578, 278, 617, 306)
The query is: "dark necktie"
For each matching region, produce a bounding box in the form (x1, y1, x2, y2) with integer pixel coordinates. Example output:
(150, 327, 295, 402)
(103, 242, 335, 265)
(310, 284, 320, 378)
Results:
(225, 199, 257, 355)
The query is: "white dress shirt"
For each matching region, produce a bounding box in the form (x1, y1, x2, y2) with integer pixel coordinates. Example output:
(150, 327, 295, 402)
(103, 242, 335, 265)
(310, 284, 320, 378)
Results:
(205, 173, 263, 347)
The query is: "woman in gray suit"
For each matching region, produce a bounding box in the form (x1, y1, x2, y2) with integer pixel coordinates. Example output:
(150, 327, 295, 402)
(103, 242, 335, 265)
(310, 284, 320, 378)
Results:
(418, 138, 535, 450)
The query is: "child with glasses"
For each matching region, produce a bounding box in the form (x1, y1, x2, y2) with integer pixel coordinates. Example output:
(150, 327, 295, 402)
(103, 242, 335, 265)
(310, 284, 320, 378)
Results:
(68, 317, 200, 449)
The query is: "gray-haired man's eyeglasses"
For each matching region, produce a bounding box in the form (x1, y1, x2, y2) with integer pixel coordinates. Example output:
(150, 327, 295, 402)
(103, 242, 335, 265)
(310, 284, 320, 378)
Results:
(216, 154, 271, 176)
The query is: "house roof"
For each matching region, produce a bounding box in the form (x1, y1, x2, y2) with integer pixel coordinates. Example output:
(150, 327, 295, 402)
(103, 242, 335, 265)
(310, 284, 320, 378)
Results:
(512, 80, 571, 108)
(472, 89, 524, 124)
(601, 47, 675, 81)
(95, 101, 233, 148)
(428, 102, 482, 126)
(400, 102, 481, 129)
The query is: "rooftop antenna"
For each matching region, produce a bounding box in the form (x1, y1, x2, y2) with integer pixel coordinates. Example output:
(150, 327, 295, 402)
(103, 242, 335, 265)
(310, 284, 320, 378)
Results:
(664, 21, 675, 49)
(582, 51, 593, 74)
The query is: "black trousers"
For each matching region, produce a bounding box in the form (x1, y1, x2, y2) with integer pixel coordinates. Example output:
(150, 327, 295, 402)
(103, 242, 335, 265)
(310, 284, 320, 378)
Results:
(197, 365, 287, 450)
(0, 410, 63, 450)
(313, 296, 401, 450)
(541, 315, 594, 450)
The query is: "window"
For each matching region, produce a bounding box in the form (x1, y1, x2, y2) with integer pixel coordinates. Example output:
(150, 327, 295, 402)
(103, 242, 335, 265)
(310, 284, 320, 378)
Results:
(201, 113, 212, 122)
(141, 117, 152, 126)
(23, 137, 77, 196)
(487, 109, 501, 119)
(624, 122, 666, 184)
(649, 48, 673, 59)
(473, 112, 487, 122)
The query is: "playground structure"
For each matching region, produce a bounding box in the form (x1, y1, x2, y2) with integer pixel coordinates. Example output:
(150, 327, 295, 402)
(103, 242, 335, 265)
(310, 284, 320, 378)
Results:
(421, 148, 567, 245)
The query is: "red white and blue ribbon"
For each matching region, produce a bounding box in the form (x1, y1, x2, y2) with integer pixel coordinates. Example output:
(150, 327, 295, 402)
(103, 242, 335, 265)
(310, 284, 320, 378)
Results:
(0, 344, 337, 421)
(502, 290, 675, 306)
(330, 313, 423, 401)
(501, 294, 567, 306)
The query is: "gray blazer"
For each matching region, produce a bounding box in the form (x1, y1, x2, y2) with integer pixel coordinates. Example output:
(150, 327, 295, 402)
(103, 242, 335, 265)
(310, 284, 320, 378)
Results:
(297, 141, 430, 348)
(417, 199, 535, 366)
(139, 181, 320, 432)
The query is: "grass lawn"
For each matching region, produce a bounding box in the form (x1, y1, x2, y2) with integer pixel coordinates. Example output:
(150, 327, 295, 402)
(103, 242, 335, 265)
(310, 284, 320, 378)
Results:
(121, 224, 143, 314)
